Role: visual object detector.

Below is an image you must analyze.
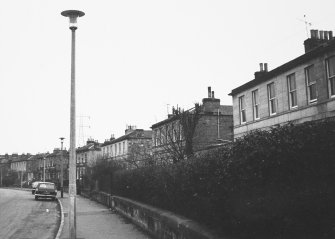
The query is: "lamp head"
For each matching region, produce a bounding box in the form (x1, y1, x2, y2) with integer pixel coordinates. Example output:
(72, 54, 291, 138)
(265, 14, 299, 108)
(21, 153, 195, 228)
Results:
(61, 10, 85, 30)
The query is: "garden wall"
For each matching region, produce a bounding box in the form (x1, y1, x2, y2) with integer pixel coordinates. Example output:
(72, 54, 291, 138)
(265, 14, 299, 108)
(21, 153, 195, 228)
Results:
(81, 190, 222, 239)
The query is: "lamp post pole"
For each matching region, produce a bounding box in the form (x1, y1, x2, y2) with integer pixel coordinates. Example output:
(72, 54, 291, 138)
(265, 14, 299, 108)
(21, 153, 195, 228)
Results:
(20, 170, 23, 188)
(0, 166, 2, 187)
(43, 156, 46, 182)
(61, 10, 85, 239)
(60, 137, 65, 198)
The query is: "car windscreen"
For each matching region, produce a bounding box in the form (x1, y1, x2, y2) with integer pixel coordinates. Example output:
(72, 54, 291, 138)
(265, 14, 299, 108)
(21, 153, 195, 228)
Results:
(32, 182, 41, 187)
(38, 184, 55, 189)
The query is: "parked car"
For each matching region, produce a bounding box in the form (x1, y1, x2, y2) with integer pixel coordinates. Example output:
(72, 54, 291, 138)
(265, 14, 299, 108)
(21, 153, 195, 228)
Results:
(31, 181, 44, 194)
(34, 182, 57, 201)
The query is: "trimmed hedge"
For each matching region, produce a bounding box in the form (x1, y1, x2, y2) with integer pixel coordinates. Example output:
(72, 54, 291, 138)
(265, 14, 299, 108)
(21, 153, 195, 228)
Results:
(112, 120, 335, 239)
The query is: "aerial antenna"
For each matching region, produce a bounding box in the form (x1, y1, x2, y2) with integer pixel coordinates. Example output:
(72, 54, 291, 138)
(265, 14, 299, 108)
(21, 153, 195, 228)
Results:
(297, 15, 312, 38)
(77, 115, 91, 146)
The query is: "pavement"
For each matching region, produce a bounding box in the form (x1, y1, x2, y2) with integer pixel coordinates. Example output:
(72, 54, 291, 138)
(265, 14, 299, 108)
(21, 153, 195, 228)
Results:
(58, 193, 151, 239)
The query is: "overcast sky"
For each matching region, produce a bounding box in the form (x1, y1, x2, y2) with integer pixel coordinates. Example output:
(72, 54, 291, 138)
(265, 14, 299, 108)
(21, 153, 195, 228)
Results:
(1, 0, 334, 154)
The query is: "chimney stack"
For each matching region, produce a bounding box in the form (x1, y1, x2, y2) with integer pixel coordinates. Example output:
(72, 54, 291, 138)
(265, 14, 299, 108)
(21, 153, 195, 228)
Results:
(304, 29, 333, 53)
(202, 86, 220, 112)
(255, 63, 268, 79)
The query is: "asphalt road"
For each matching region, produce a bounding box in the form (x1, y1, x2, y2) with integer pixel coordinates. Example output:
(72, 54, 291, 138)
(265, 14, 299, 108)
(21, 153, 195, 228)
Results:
(0, 188, 60, 239)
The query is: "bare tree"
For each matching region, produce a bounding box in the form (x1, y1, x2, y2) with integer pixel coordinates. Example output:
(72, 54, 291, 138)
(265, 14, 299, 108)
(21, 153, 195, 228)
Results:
(160, 103, 201, 163)
(123, 143, 155, 168)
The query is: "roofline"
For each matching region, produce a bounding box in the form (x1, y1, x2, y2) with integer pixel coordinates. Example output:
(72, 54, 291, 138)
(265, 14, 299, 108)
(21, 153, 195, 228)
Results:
(151, 107, 232, 129)
(151, 115, 179, 129)
(229, 39, 335, 96)
(101, 129, 152, 146)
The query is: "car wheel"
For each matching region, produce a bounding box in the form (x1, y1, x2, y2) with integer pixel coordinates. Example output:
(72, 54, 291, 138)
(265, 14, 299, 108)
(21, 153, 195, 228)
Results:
(35, 196, 38, 200)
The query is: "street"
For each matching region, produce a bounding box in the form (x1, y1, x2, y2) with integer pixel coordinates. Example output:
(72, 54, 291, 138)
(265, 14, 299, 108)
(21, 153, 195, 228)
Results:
(0, 188, 152, 239)
(0, 188, 60, 239)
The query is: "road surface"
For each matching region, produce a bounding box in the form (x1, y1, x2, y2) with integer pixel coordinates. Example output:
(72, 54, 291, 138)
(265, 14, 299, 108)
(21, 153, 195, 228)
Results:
(0, 188, 60, 239)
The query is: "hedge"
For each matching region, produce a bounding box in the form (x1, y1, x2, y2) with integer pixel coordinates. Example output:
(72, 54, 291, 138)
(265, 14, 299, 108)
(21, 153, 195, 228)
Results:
(112, 120, 335, 239)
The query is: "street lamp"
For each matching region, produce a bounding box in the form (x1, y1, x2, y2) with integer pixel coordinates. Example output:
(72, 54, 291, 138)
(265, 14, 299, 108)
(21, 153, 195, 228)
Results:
(61, 9, 85, 239)
(59, 137, 65, 198)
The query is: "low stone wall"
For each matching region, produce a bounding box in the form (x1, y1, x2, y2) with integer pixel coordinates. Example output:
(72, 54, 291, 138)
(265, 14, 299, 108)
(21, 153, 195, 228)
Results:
(83, 190, 223, 239)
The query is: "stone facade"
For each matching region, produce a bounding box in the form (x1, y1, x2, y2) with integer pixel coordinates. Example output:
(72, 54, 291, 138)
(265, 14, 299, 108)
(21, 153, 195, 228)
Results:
(101, 127, 152, 168)
(76, 139, 101, 180)
(230, 30, 335, 138)
(152, 87, 233, 161)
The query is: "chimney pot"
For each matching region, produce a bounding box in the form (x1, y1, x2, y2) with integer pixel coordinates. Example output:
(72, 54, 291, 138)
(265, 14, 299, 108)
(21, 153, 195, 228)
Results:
(329, 31, 333, 39)
(264, 63, 268, 72)
(259, 63, 263, 71)
(311, 29, 318, 39)
(212, 91, 215, 98)
(208, 87, 211, 98)
(320, 30, 324, 40)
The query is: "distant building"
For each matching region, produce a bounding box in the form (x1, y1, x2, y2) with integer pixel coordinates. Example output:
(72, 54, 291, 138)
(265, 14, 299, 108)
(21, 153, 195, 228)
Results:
(36, 154, 48, 181)
(151, 87, 233, 162)
(1, 150, 69, 186)
(101, 126, 152, 168)
(44, 150, 59, 181)
(8, 153, 32, 184)
(26, 155, 40, 182)
(229, 29, 335, 138)
(0, 154, 11, 186)
(76, 139, 101, 180)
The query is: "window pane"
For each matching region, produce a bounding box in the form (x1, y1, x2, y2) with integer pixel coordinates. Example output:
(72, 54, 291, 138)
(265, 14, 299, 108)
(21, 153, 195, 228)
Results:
(329, 57, 335, 77)
(289, 75, 296, 90)
(253, 90, 258, 104)
(310, 84, 317, 100)
(240, 96, 245, 108)
(330, 78, 335, 96)
(242, 110, 246, 122)
(291, 91, 297, 107)
(307, 66, 315, 84)
(254, 105, 259, 119)
(269, 83, 275, 98)
(271, 99, 276, 114)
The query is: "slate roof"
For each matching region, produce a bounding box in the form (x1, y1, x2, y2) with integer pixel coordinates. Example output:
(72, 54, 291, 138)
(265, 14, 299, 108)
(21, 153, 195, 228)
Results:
(10, 154, 32, 162)
(152, 104, 233, 129)
(229, 38, 335, 96)
(101, 129, 152, 146)
(76, 142, 101, 153)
